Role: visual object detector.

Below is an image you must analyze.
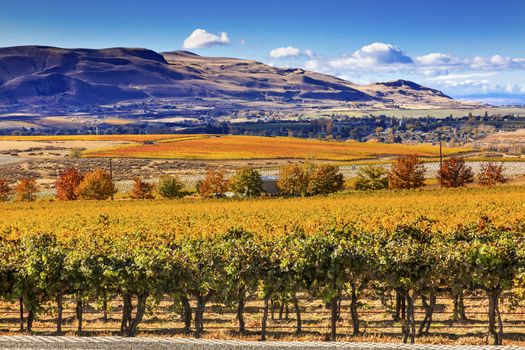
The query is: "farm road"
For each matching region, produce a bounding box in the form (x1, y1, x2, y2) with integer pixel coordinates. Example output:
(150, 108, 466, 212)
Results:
(0, 336, 522, 350)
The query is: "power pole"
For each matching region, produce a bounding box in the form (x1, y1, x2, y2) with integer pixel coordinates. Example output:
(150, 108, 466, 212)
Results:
(439, 137, 443, 188)
(109, 158, 114, 201)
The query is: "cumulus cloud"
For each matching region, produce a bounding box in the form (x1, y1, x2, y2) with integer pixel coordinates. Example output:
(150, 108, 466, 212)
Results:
(183, 29, 230, 49)
(269, 46, 301, 58)
(307, 43, 525, 77)
(293, 42, 525, 99)
(269, 47, 314, 59)
(329, 43, 412, 70)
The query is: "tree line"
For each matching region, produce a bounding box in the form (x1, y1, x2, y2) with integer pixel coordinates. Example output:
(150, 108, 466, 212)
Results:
(0, 156, 509, 202)
(1, 218, 523, 345)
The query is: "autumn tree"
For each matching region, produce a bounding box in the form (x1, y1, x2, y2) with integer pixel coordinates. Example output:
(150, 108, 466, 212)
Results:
(157, 175, 184, 199)
(75, 168, 116, 200)
(129, 177, 154, 199)
(229, 168, 263, 197)
(438, 157, 474, 188)
(55, 168, 83, 200)
(15, 178, 39, 202)
(388, 154, 426, 189)
(307, 164, 344, 195)
(478, 162, 507, 186)
(355, 166, 388, 190)
(198, 170, 229, 198)
(277, 163, 309, 196)
(0, 178, 12, 201)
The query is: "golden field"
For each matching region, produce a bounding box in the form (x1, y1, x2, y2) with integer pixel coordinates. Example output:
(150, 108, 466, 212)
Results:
(1, 185, 523, 240)
(82, 135, 470, 161)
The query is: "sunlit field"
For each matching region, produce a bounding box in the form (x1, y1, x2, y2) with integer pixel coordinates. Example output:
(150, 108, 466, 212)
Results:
(83, 135, 470, 161)
(2, 185, 523, 238)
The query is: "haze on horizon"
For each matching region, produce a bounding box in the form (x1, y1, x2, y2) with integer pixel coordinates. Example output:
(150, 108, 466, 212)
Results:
(0, 0, 524, 105)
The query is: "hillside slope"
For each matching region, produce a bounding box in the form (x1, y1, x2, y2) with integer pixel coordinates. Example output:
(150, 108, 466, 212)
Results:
(0, 46, 468, 110)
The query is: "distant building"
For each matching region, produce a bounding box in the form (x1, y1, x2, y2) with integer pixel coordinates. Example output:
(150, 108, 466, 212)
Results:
(261, 176, 279, 195)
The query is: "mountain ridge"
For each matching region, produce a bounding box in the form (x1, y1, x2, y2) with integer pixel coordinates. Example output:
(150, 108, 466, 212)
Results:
(0, 46, 473, 111)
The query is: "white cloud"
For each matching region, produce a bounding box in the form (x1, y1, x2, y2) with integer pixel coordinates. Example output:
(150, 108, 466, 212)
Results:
(329, 43, 412, 70)
(304, 59, 319, 70)
(416, 53, 459, 66)
(269, 47, 314, 59)
(304, 49, 314, 58)
(269, 46, 301, 58)
(263, 41, 525, 99)
(430, 72, 498, 81)
(183, 29, 230, 49)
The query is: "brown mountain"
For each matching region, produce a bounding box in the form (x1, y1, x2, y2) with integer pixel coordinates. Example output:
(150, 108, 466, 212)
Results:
(0, 46, 469, 110)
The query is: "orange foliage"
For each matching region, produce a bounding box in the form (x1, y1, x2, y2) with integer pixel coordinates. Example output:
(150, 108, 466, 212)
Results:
(388, 154, 426, 189)
(75, 168, 116, 200)
(55, 168, 84, 200)
(130, 177, 155, 199)
(0, 178, 12, 202)
(15, 178, 39, 202)
(198, 170, 229, 198)
(438, 157, 474, 188)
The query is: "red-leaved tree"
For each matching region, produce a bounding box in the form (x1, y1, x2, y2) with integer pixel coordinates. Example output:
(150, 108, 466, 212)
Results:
(438, 157, 474, 188)
(55, 168, 84, 200)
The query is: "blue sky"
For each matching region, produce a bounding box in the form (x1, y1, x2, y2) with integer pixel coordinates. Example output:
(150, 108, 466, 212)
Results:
(1, 0, 524, 103)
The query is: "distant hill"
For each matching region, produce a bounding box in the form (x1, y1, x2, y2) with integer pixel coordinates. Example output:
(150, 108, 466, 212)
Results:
(0, 46, 472, 111)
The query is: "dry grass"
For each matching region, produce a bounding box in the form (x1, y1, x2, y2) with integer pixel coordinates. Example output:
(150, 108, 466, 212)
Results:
(0, 134, 189, 142)
(84, 135, 470, 161)
(4, 294, 525, 345)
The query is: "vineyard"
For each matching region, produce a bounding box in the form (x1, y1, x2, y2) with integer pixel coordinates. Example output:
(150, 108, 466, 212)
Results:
(82, 135, 469, 161)
(1, 186, 525, 345)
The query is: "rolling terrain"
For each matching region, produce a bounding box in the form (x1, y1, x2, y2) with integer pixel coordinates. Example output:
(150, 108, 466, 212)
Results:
(0, 46, 475, 112)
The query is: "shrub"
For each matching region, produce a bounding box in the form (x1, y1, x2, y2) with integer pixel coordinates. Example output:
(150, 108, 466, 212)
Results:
(277, 163, 309, 196)
(198, 170, 229, 198)
(130, 177, 155, 199)
(229, 168, 263, 197)
(69, 148, 83, 158)
(478, 162, 507, 186)
(307, 164, 344, 195)
(438, 157, 474, 188)
(55, 168, 84, 200)
(15, 178, 39, 202)
(0, 178, 12, 201)
(355, 166, 388, 190)
(157, 175, 184, 199)
(75, 168, 116, 200)
(388, 154, 426, 189)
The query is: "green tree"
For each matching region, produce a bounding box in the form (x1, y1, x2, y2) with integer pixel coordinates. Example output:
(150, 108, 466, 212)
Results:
(157, 175, 184, 199)
(277, 163, 309, 196)
(229, 168, 263, 197)
(354, 166, 388, 190)
(307, 164, 344, 195)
